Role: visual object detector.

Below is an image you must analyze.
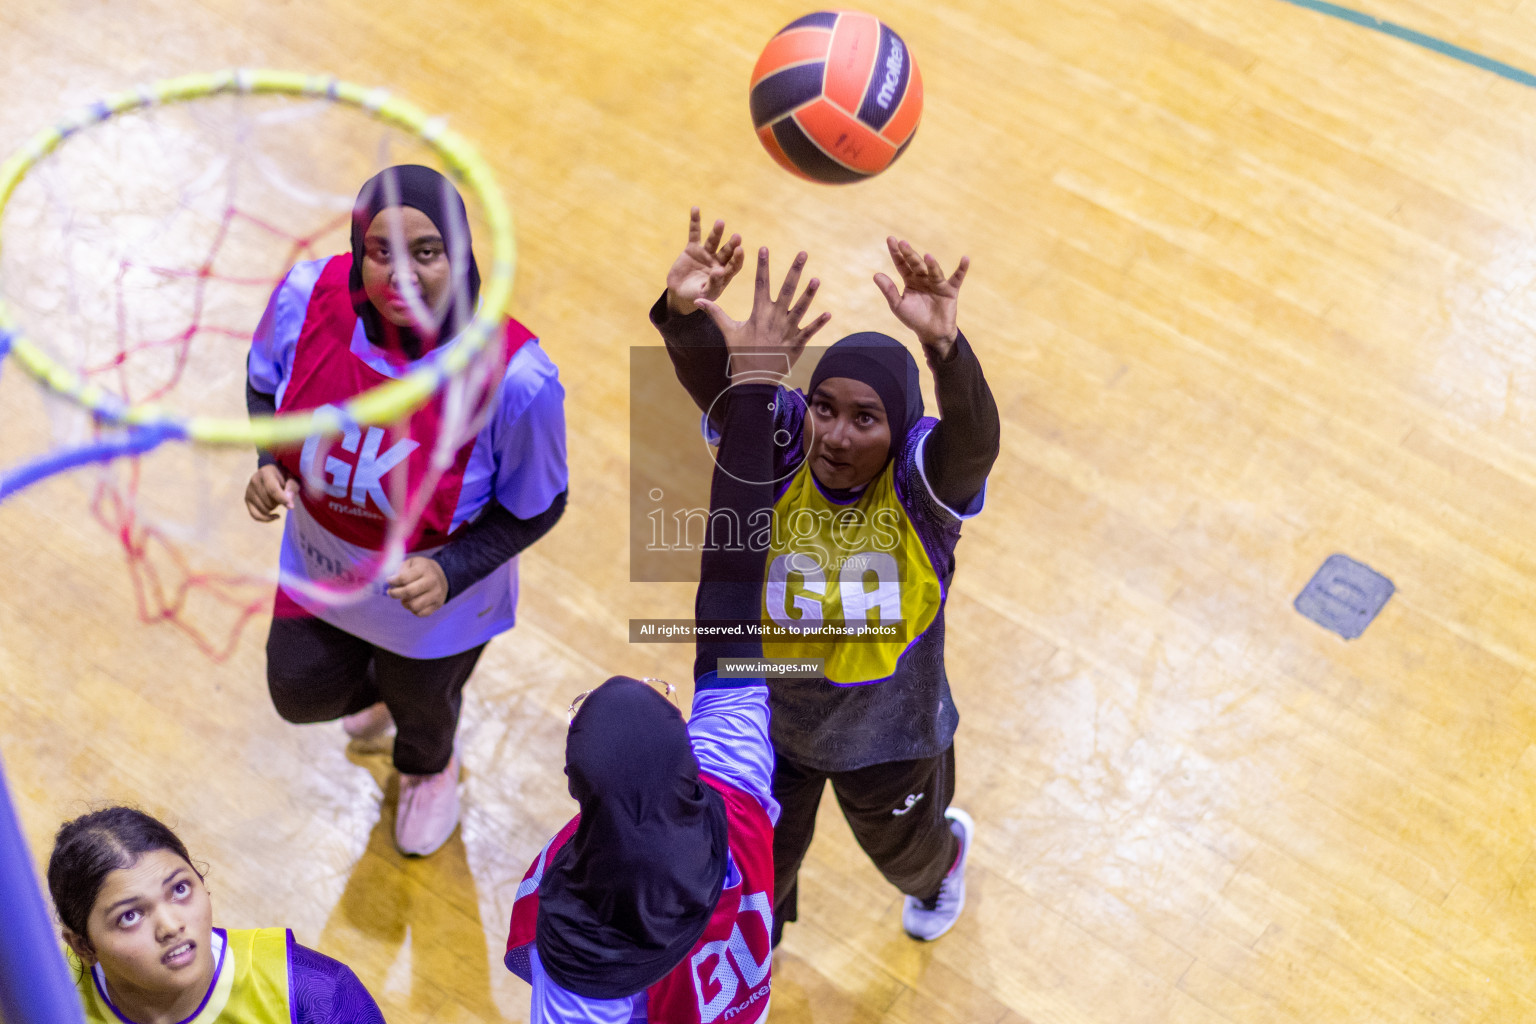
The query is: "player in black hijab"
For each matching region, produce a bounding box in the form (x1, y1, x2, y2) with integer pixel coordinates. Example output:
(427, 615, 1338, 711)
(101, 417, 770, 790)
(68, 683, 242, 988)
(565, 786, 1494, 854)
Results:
(244, 165, 569, 857)
(534, 674, 731, 997)
(652, 211, 1000, 946)
(348, 163, 480, 357)
(506, 246, 825, 1021)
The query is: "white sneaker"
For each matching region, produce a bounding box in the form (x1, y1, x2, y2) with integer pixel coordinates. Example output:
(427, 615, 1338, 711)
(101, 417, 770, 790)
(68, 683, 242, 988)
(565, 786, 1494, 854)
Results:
(902, 807, 974, 941)
(342, 702, 394, 742)
(394, 753, 460, 857)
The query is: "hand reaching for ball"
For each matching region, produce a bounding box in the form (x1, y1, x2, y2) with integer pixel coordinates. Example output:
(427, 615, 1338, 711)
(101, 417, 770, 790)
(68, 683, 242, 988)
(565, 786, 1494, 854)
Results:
(666, 207, 746, 317)
(694, 246, 830, 377)
(874, 237, 968, 361)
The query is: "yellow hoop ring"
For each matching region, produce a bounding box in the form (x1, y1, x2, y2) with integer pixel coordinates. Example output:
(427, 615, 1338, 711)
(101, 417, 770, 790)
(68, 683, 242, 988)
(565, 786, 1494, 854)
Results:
(0, 69, 516, 448)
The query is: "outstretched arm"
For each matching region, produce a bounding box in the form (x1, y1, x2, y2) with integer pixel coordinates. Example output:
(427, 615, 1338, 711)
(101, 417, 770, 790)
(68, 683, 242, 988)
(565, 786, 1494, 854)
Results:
(668, 206, 747, 318)
(693, 244, 828, 680)
(688, 248, 826, 811)
(650, 207, 748, 425)
(875, 237, 999, 513)
(922, 334, 999, 514)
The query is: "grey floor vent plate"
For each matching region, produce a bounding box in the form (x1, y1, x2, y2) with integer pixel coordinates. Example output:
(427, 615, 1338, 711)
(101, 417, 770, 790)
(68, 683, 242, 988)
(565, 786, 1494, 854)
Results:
(1294, 553, 1394, 640)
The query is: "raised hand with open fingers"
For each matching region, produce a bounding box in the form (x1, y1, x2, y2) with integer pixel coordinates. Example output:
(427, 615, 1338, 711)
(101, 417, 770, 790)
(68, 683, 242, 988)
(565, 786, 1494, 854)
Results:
(695, 246, 832, 378)
(873, 236, 969, 360)
(666, 206, 748, 316)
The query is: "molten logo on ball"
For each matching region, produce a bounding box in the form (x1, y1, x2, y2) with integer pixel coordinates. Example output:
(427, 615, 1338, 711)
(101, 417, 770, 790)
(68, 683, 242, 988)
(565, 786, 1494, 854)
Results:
(875, 38, 904, 110)
(749, 10, 924, 184)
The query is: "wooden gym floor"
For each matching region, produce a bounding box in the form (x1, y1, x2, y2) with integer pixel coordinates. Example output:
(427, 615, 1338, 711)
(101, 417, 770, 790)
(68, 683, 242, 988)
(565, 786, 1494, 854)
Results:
(4, 0, 1536, 1020)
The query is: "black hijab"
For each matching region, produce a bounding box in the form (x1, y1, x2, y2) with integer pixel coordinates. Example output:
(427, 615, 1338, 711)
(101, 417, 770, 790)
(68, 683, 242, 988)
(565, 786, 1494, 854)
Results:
(808, 331, 925, 478)
(536, 676, 729, 999)
(348, 164, 481, 359)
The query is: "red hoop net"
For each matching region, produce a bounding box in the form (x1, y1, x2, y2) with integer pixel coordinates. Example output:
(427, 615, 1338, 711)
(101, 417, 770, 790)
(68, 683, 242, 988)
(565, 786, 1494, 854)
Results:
(0, 93, 497, 659)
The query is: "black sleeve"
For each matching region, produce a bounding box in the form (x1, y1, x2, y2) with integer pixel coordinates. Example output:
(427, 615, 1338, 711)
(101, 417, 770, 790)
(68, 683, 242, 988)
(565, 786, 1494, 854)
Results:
(428, 491, 568, 600)
(649, 291, 732, 431)
(246, 378, 280, 470)
(921, 330, 1000, 513)
(693, 383, 776, 681)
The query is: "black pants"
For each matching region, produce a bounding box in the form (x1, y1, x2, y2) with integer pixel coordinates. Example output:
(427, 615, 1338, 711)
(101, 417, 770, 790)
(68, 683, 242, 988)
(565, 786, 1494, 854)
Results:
(266, 611, 485, 775)
(771, 745, 958, 945)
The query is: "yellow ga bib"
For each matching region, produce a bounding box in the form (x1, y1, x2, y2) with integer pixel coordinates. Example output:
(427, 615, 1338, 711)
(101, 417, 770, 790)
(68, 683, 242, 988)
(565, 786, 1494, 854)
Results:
(762, 462, 942, 683)
(75, 928, 290, 1024)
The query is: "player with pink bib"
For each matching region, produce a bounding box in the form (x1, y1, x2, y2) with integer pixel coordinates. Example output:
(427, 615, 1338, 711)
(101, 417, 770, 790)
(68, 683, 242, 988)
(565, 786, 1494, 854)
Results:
(245, 165, 568, 857)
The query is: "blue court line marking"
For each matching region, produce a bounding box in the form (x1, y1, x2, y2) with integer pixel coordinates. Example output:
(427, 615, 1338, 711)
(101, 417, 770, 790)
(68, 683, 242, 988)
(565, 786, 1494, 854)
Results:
(1273, 0, 1536, 89)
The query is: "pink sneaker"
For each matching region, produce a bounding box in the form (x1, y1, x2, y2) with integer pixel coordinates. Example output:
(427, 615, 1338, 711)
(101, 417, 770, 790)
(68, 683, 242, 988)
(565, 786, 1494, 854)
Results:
(394, 754, 460, 856)
(342, 702, 394, 742)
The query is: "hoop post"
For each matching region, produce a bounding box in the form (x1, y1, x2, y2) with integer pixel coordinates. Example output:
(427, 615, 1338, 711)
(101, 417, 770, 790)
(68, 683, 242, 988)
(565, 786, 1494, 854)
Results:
(0, 750, 86, 1023)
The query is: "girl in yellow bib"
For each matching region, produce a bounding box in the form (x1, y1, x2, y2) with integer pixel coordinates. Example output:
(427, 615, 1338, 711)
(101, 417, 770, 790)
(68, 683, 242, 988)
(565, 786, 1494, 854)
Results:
(652, 210, 1001, 946)
(48, 807, 383, 1024)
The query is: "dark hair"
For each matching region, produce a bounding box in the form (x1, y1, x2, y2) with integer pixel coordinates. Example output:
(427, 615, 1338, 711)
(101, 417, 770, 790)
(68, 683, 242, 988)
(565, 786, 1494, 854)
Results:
(47, 807, 200, 939)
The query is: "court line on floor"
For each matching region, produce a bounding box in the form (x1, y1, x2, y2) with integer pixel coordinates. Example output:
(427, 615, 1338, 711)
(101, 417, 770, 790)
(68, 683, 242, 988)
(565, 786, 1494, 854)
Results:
(1272, 0, 1536, 88)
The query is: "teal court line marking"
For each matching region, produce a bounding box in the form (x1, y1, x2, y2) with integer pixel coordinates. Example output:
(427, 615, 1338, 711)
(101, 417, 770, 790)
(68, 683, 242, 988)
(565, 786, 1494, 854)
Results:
(1273, 0, 1536, 89)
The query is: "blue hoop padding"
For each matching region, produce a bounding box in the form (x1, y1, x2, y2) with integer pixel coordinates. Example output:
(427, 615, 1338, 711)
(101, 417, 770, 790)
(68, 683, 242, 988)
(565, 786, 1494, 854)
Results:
(0, 751, 85, 1023)
(0, 422, 184, 501)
